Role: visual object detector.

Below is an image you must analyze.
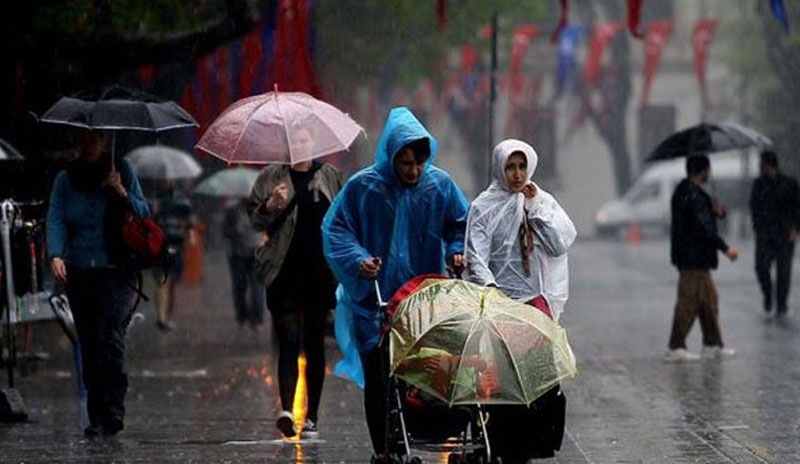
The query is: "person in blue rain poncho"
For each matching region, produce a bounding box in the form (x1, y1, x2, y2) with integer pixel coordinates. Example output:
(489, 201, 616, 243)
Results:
(322, 107, 469, 462)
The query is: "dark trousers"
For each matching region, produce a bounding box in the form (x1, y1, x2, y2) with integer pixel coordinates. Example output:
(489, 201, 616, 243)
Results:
(66, 267, 135, 429)
(360, 343, 389, 455)
(668, 270, 723, 349)
(755, 236, 795, 313)
(228, 254, 264, 326)
(484, 386, 566, 463)
(267, 286, 328, 422)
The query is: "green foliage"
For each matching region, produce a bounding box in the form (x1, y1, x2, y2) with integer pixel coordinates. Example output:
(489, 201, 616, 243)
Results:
(708, 2, 800, 175)
(29, 0, 223, 36)
(315, 0, 551, 90)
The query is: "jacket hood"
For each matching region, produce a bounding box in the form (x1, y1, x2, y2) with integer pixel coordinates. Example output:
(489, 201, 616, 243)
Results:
(374, 107, 438, 183)
(491, 138, 538, 191)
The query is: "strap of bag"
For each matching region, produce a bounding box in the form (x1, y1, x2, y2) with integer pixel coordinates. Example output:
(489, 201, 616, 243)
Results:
(125, 270, 148, 314)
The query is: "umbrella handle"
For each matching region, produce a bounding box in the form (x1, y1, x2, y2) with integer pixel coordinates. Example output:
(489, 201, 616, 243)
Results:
(110, 132, 116, 172)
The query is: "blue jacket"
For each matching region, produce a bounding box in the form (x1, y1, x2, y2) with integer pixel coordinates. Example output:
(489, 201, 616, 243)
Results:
(323, 107, 469, 355)
(46, 159, 150, 269)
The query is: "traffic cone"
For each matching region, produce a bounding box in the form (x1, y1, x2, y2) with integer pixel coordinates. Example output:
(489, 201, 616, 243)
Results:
(627, 222, 641, 245)
(181, 220, 206, 285)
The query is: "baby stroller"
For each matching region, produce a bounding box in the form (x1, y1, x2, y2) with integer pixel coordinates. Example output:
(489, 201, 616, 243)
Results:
(378, 275, 577, 464)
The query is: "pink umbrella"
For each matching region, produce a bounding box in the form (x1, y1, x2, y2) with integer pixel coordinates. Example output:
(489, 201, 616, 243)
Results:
(195, 87, 365, 165)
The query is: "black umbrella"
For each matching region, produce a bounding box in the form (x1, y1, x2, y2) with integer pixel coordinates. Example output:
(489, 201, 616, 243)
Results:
(39, 85, 197, 132)
(646, 122, 772, 162)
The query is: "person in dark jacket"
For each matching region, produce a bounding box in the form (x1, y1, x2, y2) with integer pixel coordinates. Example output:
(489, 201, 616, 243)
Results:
(223, 197, 264, 330)
(665, 155, 739, 363)
(749, 150, 800, 318)
(46, 129, 150, 438)
(150, 179, 192, 331)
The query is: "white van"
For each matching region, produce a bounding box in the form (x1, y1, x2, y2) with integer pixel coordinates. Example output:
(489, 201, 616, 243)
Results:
(594, 150, 759, 238)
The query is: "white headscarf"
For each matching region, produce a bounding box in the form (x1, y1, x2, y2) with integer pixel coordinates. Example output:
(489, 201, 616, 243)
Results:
(465, 139, 576, 320)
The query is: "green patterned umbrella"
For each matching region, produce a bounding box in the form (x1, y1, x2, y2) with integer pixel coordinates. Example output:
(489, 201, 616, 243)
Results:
(388, 277, 577, 406)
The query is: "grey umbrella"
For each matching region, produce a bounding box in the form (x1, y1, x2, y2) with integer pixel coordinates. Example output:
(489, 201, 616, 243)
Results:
(0, 138, 24, 161)
(194, 167, 260, 198)
(127, 145, 202, 180)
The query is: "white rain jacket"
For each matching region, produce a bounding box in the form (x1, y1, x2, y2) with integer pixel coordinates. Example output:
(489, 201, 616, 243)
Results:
(465, 139, 577, 320)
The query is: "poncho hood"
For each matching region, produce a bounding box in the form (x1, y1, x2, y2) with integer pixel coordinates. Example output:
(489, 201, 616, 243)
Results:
(374, 107, 438, 186)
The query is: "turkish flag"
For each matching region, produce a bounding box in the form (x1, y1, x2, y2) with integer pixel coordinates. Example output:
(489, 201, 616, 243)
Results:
(641, 19, 673, 107)
(693, 18, 717, 106)
(509, 25, 539, 95)
(583, 21, 623, 86)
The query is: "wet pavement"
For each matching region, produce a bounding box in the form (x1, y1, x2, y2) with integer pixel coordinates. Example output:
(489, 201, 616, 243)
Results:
(2, 236, 800, 463)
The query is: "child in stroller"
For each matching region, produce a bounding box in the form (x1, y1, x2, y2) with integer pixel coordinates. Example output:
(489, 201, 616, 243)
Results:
(382, 275, 568, 464)
(385, 347, 500, 464)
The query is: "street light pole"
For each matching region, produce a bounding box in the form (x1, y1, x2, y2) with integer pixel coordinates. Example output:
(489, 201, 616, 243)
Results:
(488, 8, 498, 183)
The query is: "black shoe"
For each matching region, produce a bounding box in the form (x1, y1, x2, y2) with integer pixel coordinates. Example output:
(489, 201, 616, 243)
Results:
(84, 424, 103, 439)
(103, 416, 124, 436)
(276, 410, 297, 438)
(156, 320, 174, 332)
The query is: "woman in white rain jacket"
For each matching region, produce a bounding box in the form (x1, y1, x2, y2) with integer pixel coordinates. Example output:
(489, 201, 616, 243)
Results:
(464, 138, 576, 463)
(465, 138, 576, 321)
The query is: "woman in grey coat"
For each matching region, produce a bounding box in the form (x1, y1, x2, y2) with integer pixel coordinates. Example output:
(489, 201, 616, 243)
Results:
(247, 131, 343, 439)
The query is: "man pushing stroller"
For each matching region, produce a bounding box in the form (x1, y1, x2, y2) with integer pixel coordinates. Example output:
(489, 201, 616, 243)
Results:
(322, 107, 469, 463)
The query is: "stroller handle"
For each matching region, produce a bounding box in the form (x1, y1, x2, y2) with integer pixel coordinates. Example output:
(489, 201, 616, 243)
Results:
(374, 280, 386, 308)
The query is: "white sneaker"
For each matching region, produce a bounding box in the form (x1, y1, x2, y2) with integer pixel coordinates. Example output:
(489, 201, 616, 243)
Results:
(300, 418, 318, 439)
(663, 348, 701, 363)
(276, 410, 297, 438)
(701, 346, 736, 359)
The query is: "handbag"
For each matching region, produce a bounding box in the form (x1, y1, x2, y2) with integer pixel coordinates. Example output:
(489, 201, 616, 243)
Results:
(120, 208, 165, 268)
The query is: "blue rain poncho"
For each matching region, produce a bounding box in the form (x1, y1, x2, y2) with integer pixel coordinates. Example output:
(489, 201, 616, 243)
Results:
(323, 107, 469, 384)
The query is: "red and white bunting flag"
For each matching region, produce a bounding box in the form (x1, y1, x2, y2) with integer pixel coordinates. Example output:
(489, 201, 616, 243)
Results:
(693, 18, 717, 106)
(583, 21, 623, 86)
(510, 25, 539, 95)
(641, 19, 674, 107)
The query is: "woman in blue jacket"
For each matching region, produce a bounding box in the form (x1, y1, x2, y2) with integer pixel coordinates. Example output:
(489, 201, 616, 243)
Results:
(46, 129, 149, 438)
(322, 107, 468, 462)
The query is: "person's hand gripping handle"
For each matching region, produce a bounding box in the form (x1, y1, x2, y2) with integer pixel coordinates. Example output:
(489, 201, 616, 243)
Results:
(358, 256, 382, 280)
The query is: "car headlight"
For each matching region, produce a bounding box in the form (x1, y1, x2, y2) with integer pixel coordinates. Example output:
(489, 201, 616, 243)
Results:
(595, 211, 608, 224)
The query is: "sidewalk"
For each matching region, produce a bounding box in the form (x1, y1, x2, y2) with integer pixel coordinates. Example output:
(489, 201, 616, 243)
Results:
(2, 249, 376, 463)
(3, 239, 800, 462)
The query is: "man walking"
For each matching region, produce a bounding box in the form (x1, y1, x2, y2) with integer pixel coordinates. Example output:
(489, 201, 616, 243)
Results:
(749, 149, 800, 318)
(665, 155, 739, 362)
(322, 107, 469, 463)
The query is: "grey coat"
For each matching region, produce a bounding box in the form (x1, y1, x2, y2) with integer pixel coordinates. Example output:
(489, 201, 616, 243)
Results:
(247, 163, 343, 286)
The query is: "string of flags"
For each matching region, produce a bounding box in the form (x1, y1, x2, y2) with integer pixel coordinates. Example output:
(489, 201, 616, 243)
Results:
(435, 0, 790, 40)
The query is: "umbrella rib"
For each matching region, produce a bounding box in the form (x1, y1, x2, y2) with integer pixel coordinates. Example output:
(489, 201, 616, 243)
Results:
(451, 317, 483, 407)
(274, 90, 293, 164)
(484, 317, 530, 404)
(228, 96, 267, 165)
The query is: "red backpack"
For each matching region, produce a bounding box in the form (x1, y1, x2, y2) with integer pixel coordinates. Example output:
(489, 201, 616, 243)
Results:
(121, 209, 165, 268)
